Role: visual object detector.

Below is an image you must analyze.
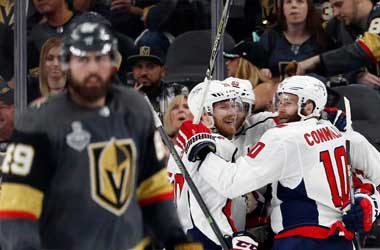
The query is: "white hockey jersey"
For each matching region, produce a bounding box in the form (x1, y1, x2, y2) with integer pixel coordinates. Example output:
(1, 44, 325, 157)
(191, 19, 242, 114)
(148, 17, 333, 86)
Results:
(233, 111, 278, 158)
(199, 118, 380, 240)
(231, 111, 277, 230)
(167, 134, 238, 245)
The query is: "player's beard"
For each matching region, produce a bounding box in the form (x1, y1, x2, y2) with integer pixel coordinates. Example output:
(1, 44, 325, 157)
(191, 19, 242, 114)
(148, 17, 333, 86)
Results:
(68, 71, 112, 103)
(278, 112, 300, 124)
(214, 117, 236, 139)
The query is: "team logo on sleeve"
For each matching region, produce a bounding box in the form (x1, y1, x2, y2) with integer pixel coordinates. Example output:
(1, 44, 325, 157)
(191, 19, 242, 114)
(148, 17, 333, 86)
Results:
(88, 138, 136, 216)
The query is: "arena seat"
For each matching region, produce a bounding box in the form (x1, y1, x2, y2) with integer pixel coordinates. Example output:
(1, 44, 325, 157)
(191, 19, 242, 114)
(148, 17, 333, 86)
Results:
(332, 84, 380, 151)
(163, 30, 235, 88)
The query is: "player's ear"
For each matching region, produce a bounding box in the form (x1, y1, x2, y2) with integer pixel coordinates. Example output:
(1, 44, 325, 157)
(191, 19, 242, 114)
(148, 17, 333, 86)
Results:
(161, 66, 167, 77)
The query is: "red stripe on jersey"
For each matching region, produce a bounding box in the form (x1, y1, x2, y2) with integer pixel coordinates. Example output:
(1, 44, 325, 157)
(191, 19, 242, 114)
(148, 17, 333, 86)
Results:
(274, 221, 354, 240)
(0, 210, 37, 220)
(139, 192, 174, 207)
(222, 199, 237, 232)
(273, 116, 280, 125)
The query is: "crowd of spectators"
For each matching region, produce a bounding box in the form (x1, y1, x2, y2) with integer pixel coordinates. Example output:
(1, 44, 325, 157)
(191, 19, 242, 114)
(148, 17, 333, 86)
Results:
(1, 0, 380, 247)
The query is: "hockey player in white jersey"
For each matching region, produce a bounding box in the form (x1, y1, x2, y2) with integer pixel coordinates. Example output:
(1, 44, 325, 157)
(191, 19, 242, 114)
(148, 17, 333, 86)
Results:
(224, 77, 278, 158)
(178, 75, 380, 250)
(222, 77, 272, 236)
(167, 80, 246, 249)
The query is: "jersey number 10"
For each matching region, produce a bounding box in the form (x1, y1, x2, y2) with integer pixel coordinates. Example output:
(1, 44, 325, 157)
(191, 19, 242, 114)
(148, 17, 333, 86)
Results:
(320, 146, 350, 209)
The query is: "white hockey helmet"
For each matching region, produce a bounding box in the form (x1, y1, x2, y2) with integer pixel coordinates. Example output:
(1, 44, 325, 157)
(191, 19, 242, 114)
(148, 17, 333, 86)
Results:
(277, 75, 327, 119)
(223, 77, 255, 106)
(188, 79, 239, 117)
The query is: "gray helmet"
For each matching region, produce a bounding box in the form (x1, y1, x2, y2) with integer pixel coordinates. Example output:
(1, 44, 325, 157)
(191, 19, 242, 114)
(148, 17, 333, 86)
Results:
(61, 19, 118, 70)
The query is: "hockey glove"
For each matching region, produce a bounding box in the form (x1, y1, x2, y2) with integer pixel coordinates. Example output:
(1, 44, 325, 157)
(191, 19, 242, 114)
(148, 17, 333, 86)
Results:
(176, 120, 216, 162)
(323, 107, 347, 132)
(225, 231, 259, 250)
(343, 193, 379, 233)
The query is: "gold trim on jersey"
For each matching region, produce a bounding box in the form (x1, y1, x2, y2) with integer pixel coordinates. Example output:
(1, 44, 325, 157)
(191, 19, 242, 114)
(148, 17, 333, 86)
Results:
(88, 138, 136, 216)
(132, 237, 152, 250)
(137, 168, 173, 203)
(359, 32, 380, 62)
(0, 183, 43, 218)
(0, 0, 14, 27)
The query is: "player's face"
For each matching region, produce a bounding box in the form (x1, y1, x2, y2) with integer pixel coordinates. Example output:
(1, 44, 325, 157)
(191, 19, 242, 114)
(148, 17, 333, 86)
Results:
(68, 52, 113, 103)
(330, 0, 357, 25)
(170, 97, 193, 133)
(132, 60, 166, 90)
(235, 103, 250, 131)
(225, 58, 239, 76)
(44, 46, 66, 91)
(277, 93, 300, 123)
(33, 0, 65, 15)
(0, 102, 14, 140)
(283, 0, 308, 25)
(213, 99, 238, 138)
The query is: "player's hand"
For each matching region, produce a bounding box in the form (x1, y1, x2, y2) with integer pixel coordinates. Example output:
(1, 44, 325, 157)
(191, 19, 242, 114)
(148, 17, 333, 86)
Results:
(111, 0, 132, 10)
(172, 242, 204, 250)
(357, 71, 380, 87)
(260, 68, 272, 79)
(343, 193, 379, 233)
(323, 107, 347, 132)
(295, 55, 320, 75)
(176, 120, 216, 162)
(225, 231, 259, 250)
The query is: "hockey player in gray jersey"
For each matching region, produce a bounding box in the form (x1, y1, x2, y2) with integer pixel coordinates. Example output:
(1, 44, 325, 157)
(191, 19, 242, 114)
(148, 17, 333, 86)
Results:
(0, 20, 203, 250)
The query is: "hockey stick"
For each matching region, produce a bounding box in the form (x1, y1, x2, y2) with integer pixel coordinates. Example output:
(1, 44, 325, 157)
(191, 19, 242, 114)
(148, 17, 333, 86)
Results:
(193, 0, 234, 124)
(144, 96, 230, 250)
(344, 96, 361, 250)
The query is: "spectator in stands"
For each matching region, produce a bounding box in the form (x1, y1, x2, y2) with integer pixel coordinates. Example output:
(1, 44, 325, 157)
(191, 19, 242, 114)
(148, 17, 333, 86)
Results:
(223, 39, 270, 88)
(38, 37, 67, 97)
(296, 0, 380, 88)
(163, 95, 193, 143)
(0, 80, 14, 164)
(127, 44, 188, 118)
(28, 0, 76, 70)
(258, 0, 328, 81)
(73, 0, 146, 39)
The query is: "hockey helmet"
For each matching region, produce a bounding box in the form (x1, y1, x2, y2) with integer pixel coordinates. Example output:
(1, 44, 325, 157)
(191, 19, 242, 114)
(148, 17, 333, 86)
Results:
(188, 80, 239, 117)
(61, 19, 118, 70)
(224, 77, 255, 112)
(276, 75, 327, 119)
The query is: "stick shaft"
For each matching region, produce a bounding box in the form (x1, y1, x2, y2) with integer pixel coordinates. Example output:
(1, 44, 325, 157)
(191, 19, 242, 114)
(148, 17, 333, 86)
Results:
(193, 0, 234, 124)
(144, 96, 230, 250)
(344, 96, 361, 250)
